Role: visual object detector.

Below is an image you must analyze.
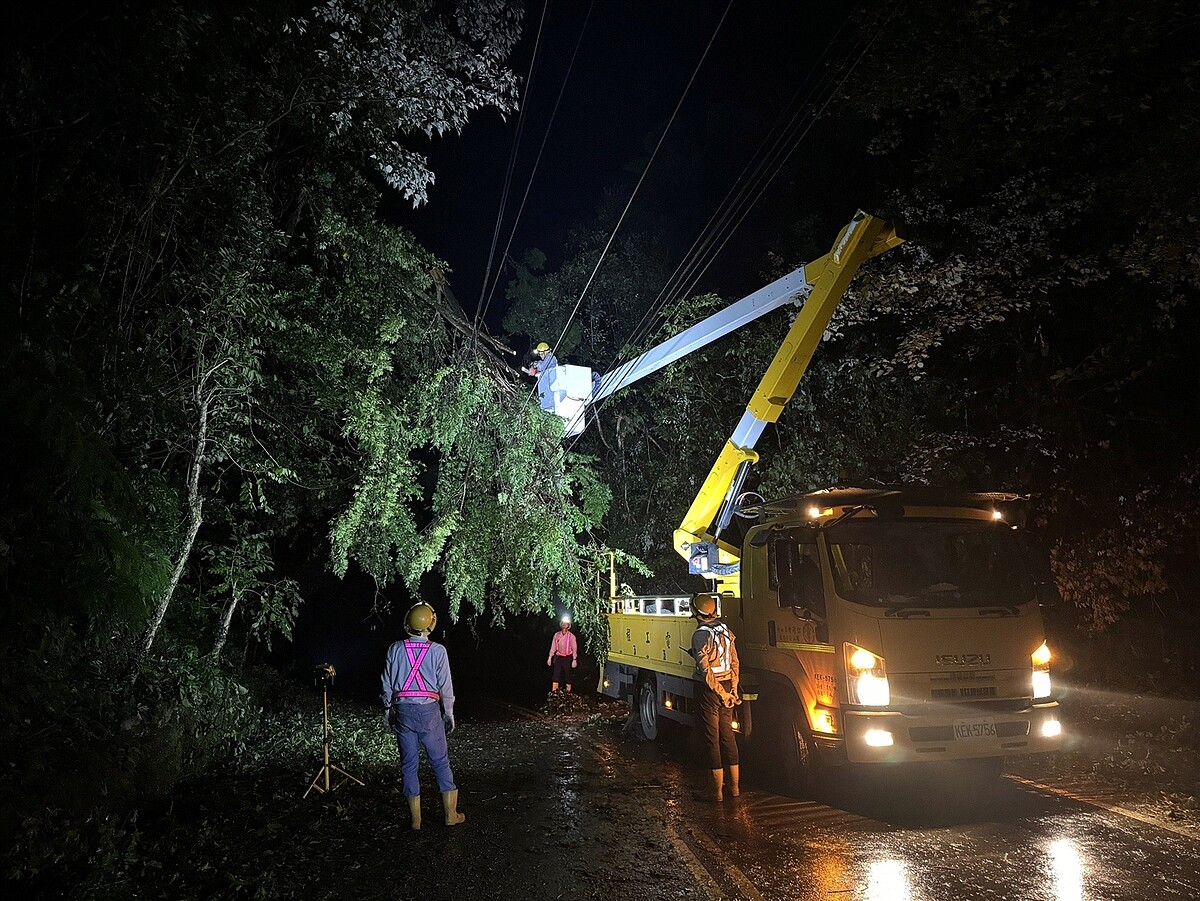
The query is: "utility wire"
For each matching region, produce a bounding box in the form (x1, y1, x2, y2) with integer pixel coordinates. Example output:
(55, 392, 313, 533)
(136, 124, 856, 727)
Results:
(456, 0, 551, 516)
(570, 0, 900, 452)
(476, 0, 594, 333)
(541, 0, 735, 378)
(471, 0, 551, 349)
(582, 9, 861, 413)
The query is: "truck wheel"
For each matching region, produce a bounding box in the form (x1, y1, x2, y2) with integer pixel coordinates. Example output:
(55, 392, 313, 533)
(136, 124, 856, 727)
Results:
(773, 704, 816, 797)
(633, 672, 658, 741)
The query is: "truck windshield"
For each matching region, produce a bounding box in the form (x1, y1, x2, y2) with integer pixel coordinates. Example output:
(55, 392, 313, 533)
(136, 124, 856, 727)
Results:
(826, 519, 1033, 608)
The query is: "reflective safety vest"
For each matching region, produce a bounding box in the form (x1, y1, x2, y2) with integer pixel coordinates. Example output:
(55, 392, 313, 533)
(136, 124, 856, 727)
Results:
(697, 623, 734, 677)
(392, 640, 441, 702)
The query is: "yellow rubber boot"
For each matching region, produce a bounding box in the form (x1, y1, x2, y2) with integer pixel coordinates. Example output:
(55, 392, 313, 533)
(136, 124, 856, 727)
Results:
(407, 795, 422, 831)
(441, 789, 466, 826)
(728, 764, 740, 798)
(710, 768, 724, 802)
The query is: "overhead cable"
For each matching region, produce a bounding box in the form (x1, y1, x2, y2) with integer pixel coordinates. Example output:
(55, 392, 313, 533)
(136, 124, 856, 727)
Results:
(471, 0, 552, 349)
(571, 0, 901, 451)
(541, 0, 735, 378)
(477, 0, 594, 333)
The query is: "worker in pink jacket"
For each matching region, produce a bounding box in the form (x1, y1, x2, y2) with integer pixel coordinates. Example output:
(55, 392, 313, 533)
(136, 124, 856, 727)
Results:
(547, 615, 578, 693)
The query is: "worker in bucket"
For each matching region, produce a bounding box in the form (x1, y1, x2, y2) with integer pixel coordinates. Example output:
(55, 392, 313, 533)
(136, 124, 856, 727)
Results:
(547, 614, 578, 694)
(522, 341, 558, 378)
(522, 341, 560, 414)
(690, 593, 741, 801)
(381, 601, 465, 830)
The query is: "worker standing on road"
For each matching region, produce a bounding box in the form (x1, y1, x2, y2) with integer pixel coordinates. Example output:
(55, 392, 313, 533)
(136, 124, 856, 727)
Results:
(381, 601, 466, 830)
(547, 614, 578, 693)
(691, 593, 741, 801)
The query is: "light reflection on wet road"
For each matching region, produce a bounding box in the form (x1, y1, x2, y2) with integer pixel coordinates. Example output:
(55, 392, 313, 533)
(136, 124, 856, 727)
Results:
(627, 730, 1200, 900)
(691, 780, 1199, 899)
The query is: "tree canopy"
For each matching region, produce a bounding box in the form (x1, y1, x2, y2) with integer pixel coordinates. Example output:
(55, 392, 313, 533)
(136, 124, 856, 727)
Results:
(0, 0, 624, 683)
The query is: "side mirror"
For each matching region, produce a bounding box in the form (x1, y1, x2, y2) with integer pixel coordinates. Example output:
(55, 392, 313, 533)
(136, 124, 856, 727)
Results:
(1035, 578, 1059, 608)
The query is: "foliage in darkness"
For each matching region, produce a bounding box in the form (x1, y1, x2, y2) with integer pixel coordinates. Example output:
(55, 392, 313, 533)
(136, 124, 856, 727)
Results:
(0, 0, 627, 880)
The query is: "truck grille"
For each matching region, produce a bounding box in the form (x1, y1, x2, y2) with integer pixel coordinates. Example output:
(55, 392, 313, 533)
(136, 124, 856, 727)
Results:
(892, 697, 1032, 717)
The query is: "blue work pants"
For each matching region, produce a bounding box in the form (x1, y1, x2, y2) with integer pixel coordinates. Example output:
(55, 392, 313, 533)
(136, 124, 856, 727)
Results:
(393, 701, 456, 797)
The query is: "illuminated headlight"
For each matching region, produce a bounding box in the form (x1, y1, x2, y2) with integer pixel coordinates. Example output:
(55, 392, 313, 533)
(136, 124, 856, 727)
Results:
(864, 729, 894, 747)
(1031, 641, 1052, 699)
(845, 643, 889, 707)
(1041, 719, 1062, 738)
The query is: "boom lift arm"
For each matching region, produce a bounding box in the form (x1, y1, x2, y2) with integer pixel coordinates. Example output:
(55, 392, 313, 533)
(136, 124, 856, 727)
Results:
(673, 211, 902, 595)
(557, 244, 847, 436)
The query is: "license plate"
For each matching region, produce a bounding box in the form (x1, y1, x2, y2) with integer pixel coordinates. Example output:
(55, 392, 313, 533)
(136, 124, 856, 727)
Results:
(953, 717, 996, 741)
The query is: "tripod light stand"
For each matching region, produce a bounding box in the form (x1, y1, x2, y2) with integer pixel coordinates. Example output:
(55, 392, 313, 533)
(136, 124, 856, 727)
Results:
(304, 664, 364, 798)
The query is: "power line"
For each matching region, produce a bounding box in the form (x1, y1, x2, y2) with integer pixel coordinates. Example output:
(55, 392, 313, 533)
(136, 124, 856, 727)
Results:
(476, 0, 594, 333)
(570, 0, 901, 452)
(542, 0, 735, 375)
(583, 11, 863, 413)
(471, 0, 552, 350)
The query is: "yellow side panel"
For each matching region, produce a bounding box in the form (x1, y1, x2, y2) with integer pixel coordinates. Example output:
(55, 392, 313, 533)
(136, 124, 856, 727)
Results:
(606, 613, 697, 681)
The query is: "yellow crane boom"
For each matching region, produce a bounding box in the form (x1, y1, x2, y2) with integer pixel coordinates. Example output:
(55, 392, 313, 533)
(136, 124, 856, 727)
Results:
(674, 211, 903, 595)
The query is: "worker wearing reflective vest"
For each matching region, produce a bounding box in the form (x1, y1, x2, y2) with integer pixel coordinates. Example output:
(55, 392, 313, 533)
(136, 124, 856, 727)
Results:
(690, 592, 741, 801)
(381, 602, 465, 829)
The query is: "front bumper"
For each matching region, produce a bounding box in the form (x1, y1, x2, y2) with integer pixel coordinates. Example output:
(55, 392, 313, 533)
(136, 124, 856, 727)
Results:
(840, 699, 1063, 764)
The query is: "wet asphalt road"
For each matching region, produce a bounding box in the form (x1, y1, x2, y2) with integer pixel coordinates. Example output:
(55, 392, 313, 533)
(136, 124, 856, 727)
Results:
(525, 712, 1200, 901)
(298, 701, 1200, 901)
(674, 770, 1200, 900)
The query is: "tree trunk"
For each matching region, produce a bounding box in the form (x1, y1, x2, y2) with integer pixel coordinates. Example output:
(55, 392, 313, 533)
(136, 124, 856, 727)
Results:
(211, 582, 242, 661)
(138, 382, 211, 660)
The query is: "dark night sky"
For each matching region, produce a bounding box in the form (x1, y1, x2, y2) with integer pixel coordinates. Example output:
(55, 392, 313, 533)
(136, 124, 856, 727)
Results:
(391, 1, 876, 332)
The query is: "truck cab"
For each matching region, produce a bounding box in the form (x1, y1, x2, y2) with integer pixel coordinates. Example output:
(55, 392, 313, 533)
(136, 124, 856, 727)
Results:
(739, 487, 1061, 769)
(602, 485, 1063, 792)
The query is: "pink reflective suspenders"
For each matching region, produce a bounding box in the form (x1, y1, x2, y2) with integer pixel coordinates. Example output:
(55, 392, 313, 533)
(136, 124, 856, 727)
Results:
(392, 640, 441, 702)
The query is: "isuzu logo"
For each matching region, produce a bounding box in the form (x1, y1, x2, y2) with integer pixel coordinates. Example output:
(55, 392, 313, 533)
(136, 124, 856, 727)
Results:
(935, 653, 991, 667)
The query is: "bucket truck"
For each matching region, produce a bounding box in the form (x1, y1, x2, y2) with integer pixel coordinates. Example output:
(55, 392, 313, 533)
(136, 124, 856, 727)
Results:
(586, 211, 1063, 793)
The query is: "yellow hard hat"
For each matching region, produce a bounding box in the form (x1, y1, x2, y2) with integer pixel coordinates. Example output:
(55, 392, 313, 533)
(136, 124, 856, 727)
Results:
(404, 602, 437, 635)
(691, 593, 719, 620)
(535, 342, 551, 354)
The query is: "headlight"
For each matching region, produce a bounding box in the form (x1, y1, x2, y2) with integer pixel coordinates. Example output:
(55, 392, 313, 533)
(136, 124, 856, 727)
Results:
(845, 643, 889, 707)
(1032, 641, 1052, 699)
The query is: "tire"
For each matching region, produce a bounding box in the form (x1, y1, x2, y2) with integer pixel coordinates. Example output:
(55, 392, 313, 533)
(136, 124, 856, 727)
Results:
(767, 701, 816, 797)
(633, 672, 658, 741)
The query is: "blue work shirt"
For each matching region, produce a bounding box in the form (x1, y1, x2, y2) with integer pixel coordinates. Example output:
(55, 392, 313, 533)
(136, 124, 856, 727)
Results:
(381, 636, 455, 716)
(529, 352, 558, 377)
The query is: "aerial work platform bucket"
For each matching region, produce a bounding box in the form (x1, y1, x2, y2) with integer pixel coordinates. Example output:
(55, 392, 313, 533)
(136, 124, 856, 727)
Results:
(537, 363, 593, 436)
